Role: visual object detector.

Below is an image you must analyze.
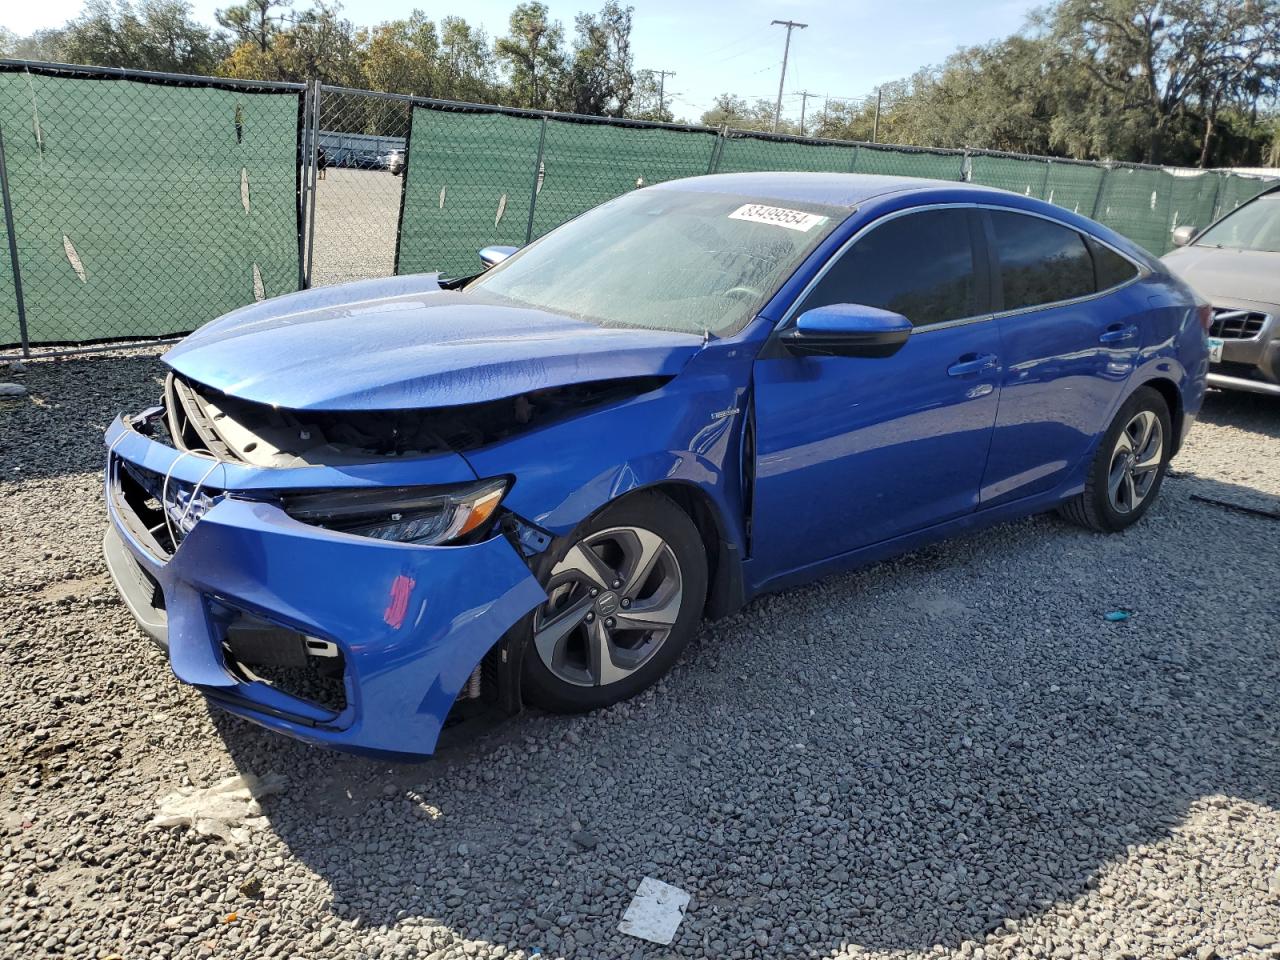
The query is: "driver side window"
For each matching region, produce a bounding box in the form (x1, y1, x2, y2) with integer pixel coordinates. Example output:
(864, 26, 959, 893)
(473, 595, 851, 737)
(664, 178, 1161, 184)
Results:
(797, 208, 983, 327)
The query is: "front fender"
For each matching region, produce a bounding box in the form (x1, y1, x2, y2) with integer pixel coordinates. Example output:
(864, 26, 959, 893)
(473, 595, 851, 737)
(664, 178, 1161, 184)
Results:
(463, 348, 751, 557)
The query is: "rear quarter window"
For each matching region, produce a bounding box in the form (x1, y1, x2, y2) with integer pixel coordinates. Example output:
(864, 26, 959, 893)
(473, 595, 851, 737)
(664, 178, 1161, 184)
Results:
(1088, 238, 1140, 291)
(988, 210, 1095, 311)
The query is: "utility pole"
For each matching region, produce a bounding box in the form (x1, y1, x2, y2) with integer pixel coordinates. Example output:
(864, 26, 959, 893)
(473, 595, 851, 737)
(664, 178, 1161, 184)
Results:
(872, 87, 882, 143)
(795, 90, 817, 137)
(648, 68, 676, 118)
(770, 19, 807, 133)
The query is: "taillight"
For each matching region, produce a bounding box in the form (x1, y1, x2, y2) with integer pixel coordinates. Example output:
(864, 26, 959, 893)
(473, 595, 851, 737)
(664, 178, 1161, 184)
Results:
(1197, 303, 1213, 333)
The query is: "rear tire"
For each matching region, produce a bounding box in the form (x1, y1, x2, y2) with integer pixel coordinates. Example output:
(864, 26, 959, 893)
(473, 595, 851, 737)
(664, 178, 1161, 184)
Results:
(1058, 385, 1172, 533)
(523, 492, 707, 714)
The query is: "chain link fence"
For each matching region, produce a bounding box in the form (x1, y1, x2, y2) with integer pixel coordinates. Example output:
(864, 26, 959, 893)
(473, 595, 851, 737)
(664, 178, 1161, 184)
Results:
(1, 59, 1277, 357)
(0, 61, 304, 354)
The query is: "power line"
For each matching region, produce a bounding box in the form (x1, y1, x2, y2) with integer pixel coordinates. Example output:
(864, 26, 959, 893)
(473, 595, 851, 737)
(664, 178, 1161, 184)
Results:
(769, 19, 807, 134)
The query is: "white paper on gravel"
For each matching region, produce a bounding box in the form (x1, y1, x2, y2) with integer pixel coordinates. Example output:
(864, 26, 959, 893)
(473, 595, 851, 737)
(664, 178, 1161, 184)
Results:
(150, 772, 287, 845)
(618, 876, 691, 945)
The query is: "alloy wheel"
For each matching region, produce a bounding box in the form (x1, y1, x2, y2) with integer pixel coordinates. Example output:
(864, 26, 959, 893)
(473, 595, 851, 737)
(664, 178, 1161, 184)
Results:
(1107, 409, 1164, 515)
(532, 525, 684, 688)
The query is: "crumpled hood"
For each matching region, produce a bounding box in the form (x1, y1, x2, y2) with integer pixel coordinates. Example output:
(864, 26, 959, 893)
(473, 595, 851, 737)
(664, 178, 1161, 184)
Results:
(1162, 246, 1280, 307)
(164, 274, 704, 410)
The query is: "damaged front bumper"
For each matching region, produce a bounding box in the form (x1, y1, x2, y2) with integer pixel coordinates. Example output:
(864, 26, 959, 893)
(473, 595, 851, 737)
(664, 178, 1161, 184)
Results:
(102, 415, 547, 757)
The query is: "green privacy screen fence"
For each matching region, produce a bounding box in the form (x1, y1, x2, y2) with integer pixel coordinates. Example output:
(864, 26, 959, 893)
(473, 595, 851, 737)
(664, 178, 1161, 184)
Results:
(0, 61, 304, 350)
(395, 98, 1276, 280)
(1, 62, 1277, 354)
(397, 106, 720, 276)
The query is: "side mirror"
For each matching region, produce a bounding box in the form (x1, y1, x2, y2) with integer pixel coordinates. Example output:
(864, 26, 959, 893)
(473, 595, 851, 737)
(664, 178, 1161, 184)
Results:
(479, 245, 518, 270)
(1171, 225, 1197, 247)
(780, 304, 913, 358)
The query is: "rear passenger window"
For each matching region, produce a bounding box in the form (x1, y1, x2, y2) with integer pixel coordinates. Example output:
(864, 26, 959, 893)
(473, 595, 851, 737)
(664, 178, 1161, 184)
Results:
(1089, 238, 1140, 291)
(988, 210, 1095, 311)
(798, 209, 978, 327)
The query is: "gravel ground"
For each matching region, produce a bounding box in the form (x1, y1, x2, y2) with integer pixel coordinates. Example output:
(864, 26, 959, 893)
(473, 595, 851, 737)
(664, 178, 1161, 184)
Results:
(1, 352, 1278, 960)
(310, 168, 403, 288)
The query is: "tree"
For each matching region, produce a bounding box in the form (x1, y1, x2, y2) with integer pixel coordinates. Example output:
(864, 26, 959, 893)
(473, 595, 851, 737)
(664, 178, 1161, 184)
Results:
(567, 2, 634, 116)
(882, 39, 1057, 154)
(495, 2, 568, 110)
(699, 92, 792, 133)
(219, 1, 360, 85)
(628, 69, 672, 122)
(267, 2, 361, 84)
(0, 26, 66, 61)
(215, 0, 291, 53)
(360, 11, 439, 97)
(1048, 0, 1280, 164)
(54, 0, 227, 73)
(437, 16, 496, 103)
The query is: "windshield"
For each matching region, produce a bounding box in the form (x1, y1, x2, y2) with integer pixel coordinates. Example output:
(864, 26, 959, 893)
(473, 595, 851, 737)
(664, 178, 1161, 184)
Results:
(1195, 192, 1280, 253)
(468, 188, 845, 335)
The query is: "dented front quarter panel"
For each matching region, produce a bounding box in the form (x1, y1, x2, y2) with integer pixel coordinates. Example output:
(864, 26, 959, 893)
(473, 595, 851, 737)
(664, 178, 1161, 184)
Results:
(465, 342, 756, 553)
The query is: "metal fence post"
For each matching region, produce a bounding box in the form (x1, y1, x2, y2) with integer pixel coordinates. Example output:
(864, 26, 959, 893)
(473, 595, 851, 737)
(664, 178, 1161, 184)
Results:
(303, 80, 321, 287)
(524, 116, 548, 246)
(961, 149, 972, 183)
(1209, 171, 1225, 222)
(1090, 165, 1110, 221)
(1040, 157, 1052, 199)
(707, 127, 726, 174)
(0, 124, 30, 357)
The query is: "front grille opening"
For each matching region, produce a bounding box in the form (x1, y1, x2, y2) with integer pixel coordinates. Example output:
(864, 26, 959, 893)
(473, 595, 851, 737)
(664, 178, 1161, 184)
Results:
(216, 607, 348, 715)
(116, 460, 179, 557)
(1210, 308, 1267, 340)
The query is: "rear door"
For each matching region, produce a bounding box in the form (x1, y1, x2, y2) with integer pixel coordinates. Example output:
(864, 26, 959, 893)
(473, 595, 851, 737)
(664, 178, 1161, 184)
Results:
(978, 209, 1143, 506)
(749, 207, 1003, 582)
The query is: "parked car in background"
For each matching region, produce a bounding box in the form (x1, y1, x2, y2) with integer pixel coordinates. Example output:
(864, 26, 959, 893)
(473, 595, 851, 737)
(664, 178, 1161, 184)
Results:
(102, 173, 1207, 757)
(386, 149, 405, 176)
(1163, 184, 1280, 396)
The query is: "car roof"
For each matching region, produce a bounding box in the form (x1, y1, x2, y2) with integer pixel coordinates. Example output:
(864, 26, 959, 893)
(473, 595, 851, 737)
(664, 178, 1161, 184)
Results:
(652, 171, 993, 208)
(651, 170, 1162, 270)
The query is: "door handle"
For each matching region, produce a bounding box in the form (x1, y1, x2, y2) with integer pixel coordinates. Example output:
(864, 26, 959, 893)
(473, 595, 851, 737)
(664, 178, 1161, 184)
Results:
(1099, 324, 1138, 344)
(947, 353, 998, 377)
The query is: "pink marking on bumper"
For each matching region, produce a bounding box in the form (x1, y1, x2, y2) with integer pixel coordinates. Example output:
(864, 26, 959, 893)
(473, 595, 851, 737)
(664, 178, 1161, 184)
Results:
(383, 574, 415, 629)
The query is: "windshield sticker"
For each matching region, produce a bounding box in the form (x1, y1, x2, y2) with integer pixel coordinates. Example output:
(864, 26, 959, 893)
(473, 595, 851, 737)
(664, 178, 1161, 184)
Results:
(729, 203, 829, 232)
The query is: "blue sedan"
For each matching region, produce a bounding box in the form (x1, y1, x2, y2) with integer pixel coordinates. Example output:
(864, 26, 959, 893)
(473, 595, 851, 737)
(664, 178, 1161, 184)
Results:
(103, 173, 1209, 756)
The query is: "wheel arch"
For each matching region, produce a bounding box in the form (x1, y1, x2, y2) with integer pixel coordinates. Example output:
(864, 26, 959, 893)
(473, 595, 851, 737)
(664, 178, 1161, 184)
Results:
(636, 481, 747, 621)
(1135, 375, 1185, 456)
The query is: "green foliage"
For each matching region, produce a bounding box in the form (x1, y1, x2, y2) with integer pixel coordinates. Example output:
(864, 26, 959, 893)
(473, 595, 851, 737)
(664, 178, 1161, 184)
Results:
(494, 2, 568, 110)
(567, 1, 633, 117)
(5, 0, 1278, 165)
(51, 0, 229, 74)
(700, 93, 795, 134)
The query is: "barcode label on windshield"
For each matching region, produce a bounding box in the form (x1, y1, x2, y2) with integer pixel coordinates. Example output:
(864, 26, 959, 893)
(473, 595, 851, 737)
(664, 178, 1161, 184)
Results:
(729, 203, 828, 232)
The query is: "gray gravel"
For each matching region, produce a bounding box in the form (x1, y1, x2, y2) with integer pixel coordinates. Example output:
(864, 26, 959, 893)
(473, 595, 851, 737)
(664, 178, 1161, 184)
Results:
(310, 168, 403, 288)
(1, 351, 1278, 960)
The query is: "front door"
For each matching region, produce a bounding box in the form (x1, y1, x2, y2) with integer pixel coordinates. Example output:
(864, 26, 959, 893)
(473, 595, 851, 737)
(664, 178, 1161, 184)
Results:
(749, 207, 1002, 583)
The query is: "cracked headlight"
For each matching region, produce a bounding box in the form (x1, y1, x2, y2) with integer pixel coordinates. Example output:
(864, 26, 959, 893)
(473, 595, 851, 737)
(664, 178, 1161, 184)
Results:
(281, 478, 507, 546)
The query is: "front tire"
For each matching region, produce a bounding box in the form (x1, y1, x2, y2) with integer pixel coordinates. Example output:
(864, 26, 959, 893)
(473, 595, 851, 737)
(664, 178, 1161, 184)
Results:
(523, 492, 707, 714)
(1058, 385, 1172, 533)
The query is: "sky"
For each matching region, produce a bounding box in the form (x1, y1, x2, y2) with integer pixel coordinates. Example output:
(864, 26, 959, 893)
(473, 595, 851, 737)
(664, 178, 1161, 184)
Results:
(3, 0, 1044, 121)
